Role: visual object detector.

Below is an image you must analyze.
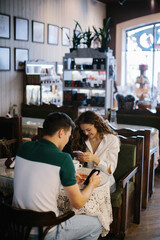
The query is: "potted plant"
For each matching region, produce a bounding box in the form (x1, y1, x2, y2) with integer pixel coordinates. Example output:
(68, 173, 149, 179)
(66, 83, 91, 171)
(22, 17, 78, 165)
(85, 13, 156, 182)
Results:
(115, 93, 135, 110)
(66, 20, 83, 52)
(83, 27, 94, 48)
(93, 17, 111, 52)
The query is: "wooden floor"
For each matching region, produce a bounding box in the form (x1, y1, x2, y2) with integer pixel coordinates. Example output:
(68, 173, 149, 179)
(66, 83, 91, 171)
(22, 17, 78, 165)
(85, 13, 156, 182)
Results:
(99, 169, 160, 240)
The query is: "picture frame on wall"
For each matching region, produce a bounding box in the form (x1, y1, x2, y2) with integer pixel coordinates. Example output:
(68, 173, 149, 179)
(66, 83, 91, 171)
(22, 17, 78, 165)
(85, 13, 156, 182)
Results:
(14, 48, 29, 71)
(0, 13, 10, 39)
(32, 20, 45, 43)
(14, 16, 29, 41)
(57, 62, 63, 75)
(48, 24, 58, 45)
(0, 47, 11, 71)
(62, 27, 70, 46)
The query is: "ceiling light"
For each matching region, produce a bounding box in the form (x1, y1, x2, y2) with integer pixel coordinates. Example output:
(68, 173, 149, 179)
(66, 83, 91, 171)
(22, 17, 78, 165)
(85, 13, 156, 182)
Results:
(119, 0, 126, 6)
(151, 0, 155, 10)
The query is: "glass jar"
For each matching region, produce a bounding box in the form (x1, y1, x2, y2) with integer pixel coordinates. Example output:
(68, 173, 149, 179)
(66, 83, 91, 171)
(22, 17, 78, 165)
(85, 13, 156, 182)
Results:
(110, 109, 117, 124)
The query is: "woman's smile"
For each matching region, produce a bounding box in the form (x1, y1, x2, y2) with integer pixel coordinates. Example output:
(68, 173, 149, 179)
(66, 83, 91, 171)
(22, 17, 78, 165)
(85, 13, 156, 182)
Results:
(80, 123, 98, 139)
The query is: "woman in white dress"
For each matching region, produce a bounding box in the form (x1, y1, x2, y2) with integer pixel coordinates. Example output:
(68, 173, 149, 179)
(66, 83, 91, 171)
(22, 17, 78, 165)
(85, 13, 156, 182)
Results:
(71, 111, 120, 192)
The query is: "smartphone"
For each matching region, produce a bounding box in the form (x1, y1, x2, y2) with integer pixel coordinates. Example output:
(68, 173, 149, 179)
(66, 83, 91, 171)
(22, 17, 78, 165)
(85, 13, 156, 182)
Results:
(73, 151, 84, 154)
(84, 169, 100, 185)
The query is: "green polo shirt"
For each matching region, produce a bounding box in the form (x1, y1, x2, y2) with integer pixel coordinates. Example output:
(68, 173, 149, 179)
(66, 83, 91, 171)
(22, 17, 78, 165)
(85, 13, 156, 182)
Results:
(17, 138, 76, 186)
(13, 138, 77, 217)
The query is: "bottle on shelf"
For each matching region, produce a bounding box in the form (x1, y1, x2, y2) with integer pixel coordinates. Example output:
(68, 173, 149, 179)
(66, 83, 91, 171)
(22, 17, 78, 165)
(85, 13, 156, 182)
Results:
(110, 109, 117, 125)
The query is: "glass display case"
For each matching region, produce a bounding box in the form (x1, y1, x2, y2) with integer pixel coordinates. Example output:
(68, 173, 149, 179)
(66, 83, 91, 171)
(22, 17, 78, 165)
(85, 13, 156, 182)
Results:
(24, 61, 63, 106)
(63, 48, 115, 116)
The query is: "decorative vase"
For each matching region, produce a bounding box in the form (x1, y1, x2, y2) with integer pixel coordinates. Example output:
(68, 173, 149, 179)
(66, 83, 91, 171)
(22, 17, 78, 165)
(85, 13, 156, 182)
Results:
(5, 155, 13, 168)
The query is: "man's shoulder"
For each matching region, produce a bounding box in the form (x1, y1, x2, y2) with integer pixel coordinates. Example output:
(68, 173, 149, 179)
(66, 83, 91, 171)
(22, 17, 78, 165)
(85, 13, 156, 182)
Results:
(54, 151, 72, 166)
(17, 141, 72, 167)
(17, 141, 35, 152)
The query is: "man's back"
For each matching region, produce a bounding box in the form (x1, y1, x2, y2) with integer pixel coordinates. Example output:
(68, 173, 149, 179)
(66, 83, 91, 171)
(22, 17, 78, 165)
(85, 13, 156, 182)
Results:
(12, 138, 76, 216)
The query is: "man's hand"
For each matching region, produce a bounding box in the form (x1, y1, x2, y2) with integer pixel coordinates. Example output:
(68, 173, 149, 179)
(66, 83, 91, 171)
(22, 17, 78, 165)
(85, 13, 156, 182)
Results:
(64, 171, 101, 209)
(76, 173, 88, 184)
(88, 171, 101, 188)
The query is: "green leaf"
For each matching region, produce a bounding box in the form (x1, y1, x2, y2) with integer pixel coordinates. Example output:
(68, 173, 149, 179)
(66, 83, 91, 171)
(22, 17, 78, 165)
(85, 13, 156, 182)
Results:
(74, 20, 83, 32)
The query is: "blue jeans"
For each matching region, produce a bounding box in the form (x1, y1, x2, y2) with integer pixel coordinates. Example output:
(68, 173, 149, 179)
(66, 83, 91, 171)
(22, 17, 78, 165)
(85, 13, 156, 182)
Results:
(45, 215, 103, 240)
(29, 215, 103, 240)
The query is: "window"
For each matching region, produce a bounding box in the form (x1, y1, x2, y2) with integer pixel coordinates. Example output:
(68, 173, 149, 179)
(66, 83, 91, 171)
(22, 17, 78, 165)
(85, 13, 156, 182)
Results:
(125, 23, 160, 104)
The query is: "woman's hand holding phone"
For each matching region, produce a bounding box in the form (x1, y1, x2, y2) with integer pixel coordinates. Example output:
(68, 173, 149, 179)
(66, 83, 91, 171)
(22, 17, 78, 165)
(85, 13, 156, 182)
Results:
(77, 152, 94, 163)
(77, 152, 100, 166)
(73, 151, 84, 155)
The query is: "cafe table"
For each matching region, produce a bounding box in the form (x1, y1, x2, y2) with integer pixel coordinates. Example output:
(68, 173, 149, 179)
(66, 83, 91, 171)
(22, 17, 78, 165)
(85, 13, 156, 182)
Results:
(109, 122, 160, 168)
(0, 159, 14, 198)
(0, 159, 112, 237)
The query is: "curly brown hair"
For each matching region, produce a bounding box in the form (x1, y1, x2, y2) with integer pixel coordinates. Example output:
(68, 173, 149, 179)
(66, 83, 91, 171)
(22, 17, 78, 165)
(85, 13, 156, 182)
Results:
(71, 111, 117, 152)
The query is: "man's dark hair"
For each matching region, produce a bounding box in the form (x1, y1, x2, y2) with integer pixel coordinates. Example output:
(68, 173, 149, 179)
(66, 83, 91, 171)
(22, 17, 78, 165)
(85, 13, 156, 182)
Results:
(43, 112, 75, 136)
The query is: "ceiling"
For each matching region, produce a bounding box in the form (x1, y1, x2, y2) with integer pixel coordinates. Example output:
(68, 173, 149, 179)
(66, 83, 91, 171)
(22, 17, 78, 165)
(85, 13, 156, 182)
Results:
(97, 0, 146, 3)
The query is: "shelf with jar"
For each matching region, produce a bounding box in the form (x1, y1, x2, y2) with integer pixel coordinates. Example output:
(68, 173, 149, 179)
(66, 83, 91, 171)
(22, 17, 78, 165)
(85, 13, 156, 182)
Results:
(24, 61, 63, 107)
(63, 57, 106, 71)
(63, 48, 115, 116)
(64, 70, 106, 89)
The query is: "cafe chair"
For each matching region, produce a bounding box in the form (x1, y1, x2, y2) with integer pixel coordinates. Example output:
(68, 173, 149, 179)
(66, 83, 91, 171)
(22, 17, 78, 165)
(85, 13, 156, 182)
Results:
(21, 104, 78, 121)
(149, 145, 157, 197)
(31, 127, 43, 141)
(110, 127, 157, 209)
(0, 201, 75, 240)
(0, 116, 22, 158)
(110, 135, 144, 239)
(116, 108, 160, 147)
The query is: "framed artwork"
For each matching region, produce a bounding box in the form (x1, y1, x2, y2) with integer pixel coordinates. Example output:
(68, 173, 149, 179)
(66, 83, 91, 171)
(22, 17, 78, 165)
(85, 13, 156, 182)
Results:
(0, 13, 10, 39)
(0, 47, 11, 71)
(32, 20, 45, 43)
(57, 62, 63, 75)
(62, 27, 70, 46)
(14, 16, 29, 41)
(48, 24, 58, 45)
(14, 48, 29, 71)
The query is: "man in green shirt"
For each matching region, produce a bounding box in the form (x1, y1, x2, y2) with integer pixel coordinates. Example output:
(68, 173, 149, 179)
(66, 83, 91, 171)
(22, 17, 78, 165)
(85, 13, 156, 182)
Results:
(13, 112, 103, 240)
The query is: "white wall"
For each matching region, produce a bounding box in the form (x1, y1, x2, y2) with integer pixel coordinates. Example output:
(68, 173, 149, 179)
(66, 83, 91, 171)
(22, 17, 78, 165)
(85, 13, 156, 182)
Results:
(116, 13, 160, 86)
(0, 0, 106, 116)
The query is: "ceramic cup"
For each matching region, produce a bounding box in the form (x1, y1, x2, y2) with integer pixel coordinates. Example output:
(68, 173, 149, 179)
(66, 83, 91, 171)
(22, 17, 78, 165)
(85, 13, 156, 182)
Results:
(73, 159, 83, 171)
